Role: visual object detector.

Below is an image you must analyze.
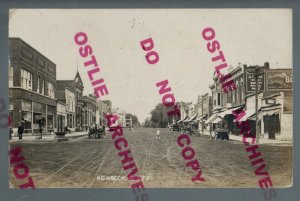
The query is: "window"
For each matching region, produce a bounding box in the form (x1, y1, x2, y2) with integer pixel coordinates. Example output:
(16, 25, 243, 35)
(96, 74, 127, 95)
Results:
(41, 79, 45, 95)
(9, 65, 13, 87)
(36, 77, 40, 93)
(233, 88, 236, 104)
(47, 82, 55, 98)
(217, 93, 221, 106)
(21, 69, 32, 90)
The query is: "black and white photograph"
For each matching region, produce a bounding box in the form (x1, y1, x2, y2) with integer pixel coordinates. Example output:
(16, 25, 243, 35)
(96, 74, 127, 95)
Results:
(8, 9, 292, 189)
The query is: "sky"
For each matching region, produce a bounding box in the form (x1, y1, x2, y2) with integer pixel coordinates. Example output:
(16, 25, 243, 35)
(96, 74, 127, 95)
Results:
(9, 9, 292, 122)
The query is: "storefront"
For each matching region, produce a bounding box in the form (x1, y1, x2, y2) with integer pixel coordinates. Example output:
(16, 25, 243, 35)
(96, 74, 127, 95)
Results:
(10, 98, 57, 135)
(261, 105, 281, 140)
(21, 99, 32, 133)
(67, 112, 75, 129)
(56, 102, 66, 132)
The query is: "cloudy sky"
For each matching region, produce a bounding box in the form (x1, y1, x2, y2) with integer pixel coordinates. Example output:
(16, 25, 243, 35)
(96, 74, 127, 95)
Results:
(9, 9, 292, 122)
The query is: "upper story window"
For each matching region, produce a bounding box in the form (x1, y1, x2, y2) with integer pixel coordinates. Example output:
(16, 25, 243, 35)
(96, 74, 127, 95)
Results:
(9, 63, 13, 87)
(41, 79, 45, 95)
(217, 92, 221, 106)
(48, 82, 55, 98)
(36, 76, 40, 93)
(21, 69, 32, 91)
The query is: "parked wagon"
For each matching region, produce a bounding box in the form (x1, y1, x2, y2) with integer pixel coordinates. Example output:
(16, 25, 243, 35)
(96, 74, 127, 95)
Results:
(88, 124, 106, 139)
(213, 128, 230, 140)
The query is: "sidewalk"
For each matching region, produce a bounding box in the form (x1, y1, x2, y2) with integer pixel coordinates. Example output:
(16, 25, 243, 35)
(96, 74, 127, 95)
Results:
(201, 130, 292, 145)
(10, 131, 88, 142)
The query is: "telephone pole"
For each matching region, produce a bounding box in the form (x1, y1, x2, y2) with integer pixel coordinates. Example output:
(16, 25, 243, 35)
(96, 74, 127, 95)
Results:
(254, 66, 262, 143)
(201, 95, 204, 135)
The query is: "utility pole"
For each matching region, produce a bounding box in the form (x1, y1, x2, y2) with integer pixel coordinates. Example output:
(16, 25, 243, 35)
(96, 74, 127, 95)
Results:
(254, 67, 260, 143)
(201, 95, 204, 135)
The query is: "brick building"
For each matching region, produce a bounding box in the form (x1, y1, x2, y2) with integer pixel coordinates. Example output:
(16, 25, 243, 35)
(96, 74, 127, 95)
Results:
(56, 71, 84, 131)
(207, 64, 246, 132)
(207, 62, 292, 140)
(96, 100, 111, 125)
(9, 38, 57, 135)
(195, 93, 212, 131)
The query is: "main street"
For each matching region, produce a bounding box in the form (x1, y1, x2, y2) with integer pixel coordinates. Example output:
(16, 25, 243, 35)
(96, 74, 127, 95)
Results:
(9, 128, 292, 188)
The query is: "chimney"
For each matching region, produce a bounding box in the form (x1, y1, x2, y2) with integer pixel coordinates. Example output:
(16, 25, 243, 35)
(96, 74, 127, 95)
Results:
(264, 62, 270, 69)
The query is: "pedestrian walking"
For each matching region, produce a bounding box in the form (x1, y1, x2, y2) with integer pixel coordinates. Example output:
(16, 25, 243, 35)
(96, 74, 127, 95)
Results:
(18, 122, 24, 140)
(9, 127, 13, 140)
(156, 129, 160, 140)
(64, 125, 71, 133)
(38, 119, 43, 137)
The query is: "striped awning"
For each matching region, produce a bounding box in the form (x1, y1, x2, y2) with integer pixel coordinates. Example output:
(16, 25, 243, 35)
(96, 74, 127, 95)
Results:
(205, 113, 218, 124)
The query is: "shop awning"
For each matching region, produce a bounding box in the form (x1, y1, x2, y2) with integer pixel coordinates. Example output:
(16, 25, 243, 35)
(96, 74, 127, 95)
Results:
(187, 114, 198, 122)
(218, 106, 244, 118)
(183, 115, 190, 123)
(197, 114, 207, 121)
(211, 116, 223, 124)
(262, 109, 280, 116)
(234, 107, 256, 122)
(205, 113, 218, 124)
(178, 115, 188, 123)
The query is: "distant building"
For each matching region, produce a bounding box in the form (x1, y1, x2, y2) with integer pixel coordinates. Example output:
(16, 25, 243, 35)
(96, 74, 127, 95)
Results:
(83, 94, 96, 127)
(9, 38, 57, 134)
(96, 100, 111, 125)
(111, 108, 126, 127)
(195, 93, 212, 131)
(178, 102, 189, 121)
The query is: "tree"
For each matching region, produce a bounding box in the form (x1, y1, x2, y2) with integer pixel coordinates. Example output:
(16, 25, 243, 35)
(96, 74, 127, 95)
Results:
(150, 103, 172, 128)
(144, 118, 153, 128)
(125, 113, 140, 127)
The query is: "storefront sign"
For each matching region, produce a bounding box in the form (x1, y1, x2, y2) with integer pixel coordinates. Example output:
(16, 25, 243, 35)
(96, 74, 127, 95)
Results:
(266, 69, 292, 90)
(245, 67, 265, 93)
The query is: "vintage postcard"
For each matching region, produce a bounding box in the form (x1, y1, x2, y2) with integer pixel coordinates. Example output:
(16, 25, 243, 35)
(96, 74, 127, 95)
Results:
(8, 9, 292, 192)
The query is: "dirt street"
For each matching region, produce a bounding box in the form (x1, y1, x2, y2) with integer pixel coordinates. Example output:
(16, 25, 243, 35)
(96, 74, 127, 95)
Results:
(9, 128, 292, 188)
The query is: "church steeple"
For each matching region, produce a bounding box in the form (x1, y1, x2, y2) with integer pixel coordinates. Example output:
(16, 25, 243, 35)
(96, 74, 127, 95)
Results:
(74, 70, 84, 89)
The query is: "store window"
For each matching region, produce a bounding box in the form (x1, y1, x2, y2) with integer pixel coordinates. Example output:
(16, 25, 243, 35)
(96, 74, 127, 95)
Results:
(48, 82, 55, 98)
(21, 100, 32, 133)
(21, 69, 32, 90)
(32, 102, 46, 133)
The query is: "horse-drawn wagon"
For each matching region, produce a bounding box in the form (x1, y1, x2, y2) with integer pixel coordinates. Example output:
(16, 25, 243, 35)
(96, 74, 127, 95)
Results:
(88, 124, 106, 139)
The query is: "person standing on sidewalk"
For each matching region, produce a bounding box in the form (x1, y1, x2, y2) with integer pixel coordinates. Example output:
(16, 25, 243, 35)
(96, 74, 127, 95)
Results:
(9, 127, 13, 140)
(18, 122, 24, 140)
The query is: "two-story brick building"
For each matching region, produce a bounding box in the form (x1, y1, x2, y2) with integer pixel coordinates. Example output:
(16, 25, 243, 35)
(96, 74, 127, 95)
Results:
(9, 38, 57, 135)
(207, 62, 292, 140)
